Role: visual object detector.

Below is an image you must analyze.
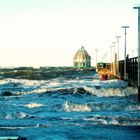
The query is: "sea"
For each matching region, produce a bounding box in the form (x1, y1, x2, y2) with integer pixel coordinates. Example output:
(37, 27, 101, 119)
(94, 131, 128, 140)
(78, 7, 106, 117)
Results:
(0, 68, 140, 140)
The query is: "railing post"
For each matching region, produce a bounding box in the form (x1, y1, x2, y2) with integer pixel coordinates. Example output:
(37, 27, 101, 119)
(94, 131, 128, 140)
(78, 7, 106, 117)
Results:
(134, 6, 140, 102)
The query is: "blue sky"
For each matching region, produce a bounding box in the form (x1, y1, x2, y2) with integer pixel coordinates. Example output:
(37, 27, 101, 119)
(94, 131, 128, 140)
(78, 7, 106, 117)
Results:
(0, 0, 139, 67)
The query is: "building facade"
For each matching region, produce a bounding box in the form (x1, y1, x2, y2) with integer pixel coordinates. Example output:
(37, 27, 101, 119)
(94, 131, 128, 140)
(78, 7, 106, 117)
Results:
(73, 46, 91, 68)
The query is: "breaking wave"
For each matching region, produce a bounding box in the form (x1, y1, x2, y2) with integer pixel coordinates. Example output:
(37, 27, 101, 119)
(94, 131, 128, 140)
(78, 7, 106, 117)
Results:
(63, 101, 92, 112)
(84, 114, 140, 126)
(0, 72, 140, 140)
(0, 78, 134, 97)
(23, 103, 45, 108)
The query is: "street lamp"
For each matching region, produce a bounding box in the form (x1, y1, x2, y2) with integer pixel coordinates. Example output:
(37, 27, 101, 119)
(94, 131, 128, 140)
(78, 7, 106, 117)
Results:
(116, 36, 121, 77)
(122, 25, 129, 80)
(133, 5, 140, 102)
(112, 42, 116, 59)
(109, 46, 113, 72)
(112, 42, 116, 74)
(95, 48, 98, 72)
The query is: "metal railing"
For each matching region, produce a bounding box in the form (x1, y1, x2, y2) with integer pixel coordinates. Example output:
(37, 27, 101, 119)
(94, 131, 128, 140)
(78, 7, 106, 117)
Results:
(119, 56, 138, 86)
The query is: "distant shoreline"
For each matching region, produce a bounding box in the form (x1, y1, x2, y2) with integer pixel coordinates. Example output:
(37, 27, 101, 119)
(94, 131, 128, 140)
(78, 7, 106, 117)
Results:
(0, 67, 96, 80)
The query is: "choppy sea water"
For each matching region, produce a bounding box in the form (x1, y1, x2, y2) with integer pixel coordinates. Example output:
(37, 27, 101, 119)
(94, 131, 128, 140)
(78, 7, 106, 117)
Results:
(0, 70, 140, 140)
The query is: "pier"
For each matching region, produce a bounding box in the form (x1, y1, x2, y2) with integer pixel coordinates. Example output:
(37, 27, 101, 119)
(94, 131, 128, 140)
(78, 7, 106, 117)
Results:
(97, 56, 139, 102)
(119, 56, 138, 86)
(120, 56, 140, 102)
(97, 6, 140, 102)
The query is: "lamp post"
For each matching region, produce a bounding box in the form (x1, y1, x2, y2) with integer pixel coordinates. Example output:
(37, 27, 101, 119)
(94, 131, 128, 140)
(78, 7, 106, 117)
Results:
(133, 5, 140, 102)
(109, 46, 113, 72)
(112, 42, 116, 60)
(95, 48, 98, 72)
(122, 25, 129, 80)
(116, 36, 121, 77)
(112, 42, 116, 74)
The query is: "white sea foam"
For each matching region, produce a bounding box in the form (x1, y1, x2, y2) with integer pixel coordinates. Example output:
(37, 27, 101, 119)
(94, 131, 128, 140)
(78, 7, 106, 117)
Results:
(4, 112, 27, 120)
(17, 112, 27, 119)
(0, 126, 25, 130)
(63, 101, 91, 112)
(23, 103, 45, 108)
(49, 80, 61, 87)
(83, 86, 138, 97)
(125, 104, 140, 111)
(84, 115, 140, 126)
(0, 78, 137, 98)
(5, 114, 13, 120)
(83, 86, 124, 97)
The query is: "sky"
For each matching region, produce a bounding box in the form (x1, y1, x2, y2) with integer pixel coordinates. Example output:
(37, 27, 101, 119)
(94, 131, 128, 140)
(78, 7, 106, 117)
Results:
(0, 0, 139, 67)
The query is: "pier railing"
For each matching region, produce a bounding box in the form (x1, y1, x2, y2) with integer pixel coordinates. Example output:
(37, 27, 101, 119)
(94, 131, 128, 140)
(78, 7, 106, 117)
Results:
(119, 56, 138, 86)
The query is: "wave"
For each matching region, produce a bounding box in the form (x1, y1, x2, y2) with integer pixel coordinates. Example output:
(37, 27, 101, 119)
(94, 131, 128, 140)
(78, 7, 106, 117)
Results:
(84, 115, 140, 126)
(23, 103, 45, 109)
(43, 86, 137, 98)
(0, 86, 137, 99)
(62, 100, 140, 113)
(0, 78, 137, 99)
(83, 86, 138, 97)
(63, 101, 91, 112)
(2, 112, 27, 120)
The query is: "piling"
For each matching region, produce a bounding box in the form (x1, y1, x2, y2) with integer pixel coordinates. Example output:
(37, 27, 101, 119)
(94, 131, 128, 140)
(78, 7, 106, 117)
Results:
(134, 6, 140, 102)
(138, 8, 140, 102)
(138, 86, 140, 102)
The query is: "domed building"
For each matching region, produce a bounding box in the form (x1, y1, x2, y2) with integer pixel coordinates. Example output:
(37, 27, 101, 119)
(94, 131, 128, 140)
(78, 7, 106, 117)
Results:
(73, 46, 91, 68)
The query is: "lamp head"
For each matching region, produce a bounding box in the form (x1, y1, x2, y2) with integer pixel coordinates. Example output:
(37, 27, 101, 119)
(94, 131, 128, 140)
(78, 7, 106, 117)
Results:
(116, 36, 121, 38)
(133, 4, 140, 9)
(122, 26, 129, 28)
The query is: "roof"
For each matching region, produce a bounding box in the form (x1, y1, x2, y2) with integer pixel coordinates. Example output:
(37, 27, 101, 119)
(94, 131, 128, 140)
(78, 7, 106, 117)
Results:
(73, 46, 91, 62)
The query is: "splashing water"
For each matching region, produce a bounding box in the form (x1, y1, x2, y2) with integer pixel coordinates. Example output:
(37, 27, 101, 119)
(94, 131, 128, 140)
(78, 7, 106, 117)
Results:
(0, 69, 140, 140)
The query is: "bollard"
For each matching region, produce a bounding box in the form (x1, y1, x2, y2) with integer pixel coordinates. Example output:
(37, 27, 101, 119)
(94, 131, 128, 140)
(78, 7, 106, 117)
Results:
(101, 75, 108, 80)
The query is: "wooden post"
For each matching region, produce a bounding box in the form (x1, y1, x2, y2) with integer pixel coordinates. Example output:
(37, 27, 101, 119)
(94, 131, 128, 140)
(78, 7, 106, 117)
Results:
(134, 6, 140, 102)
(138, 8, 140, 102)
(138, 62, 140, 101)
(138, 7, 140, 102)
